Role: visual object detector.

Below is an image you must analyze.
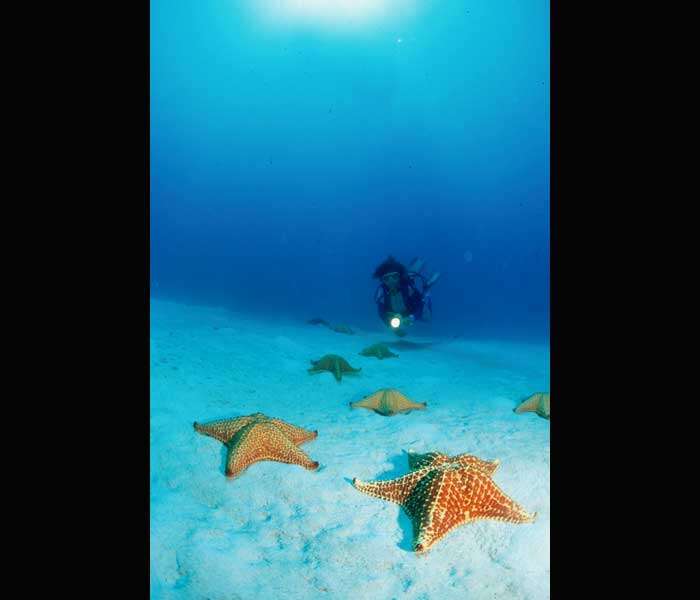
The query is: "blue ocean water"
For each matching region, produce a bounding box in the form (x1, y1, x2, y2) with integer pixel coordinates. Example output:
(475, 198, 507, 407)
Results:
(150, 2, 549, 598)
(151, 0, 549, 343)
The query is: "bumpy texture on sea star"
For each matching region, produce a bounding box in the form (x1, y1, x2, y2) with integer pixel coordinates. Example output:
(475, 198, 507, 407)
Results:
(308, 354, 361, 382)
(353, 452, 536, 553)
(359, 343, 398, 360)
(514, 392, 550, 420)
(350, 388, 426, 416)
(406, 450, 500, 475)
(194, 412, 264, 443)
(193, 413, 319, 479)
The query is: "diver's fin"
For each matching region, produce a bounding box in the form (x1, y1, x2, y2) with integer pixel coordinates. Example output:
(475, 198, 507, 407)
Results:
(425, 271, 441, 288)
(408, 257, 425, 274)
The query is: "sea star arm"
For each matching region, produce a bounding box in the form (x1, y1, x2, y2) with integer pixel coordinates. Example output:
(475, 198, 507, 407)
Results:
(350, 396, 379, 410)
(193, 415, 255, 443)
(397, 399, 427, 413)
(513, 393, 550, 419)
(407, 451, 447, 471)
(268, 419, 318, 445)
(352, 469, 427, 507)
(407, 452, 499, 474)
(458, 468, 536, 524)
(452, 454, 500, 475)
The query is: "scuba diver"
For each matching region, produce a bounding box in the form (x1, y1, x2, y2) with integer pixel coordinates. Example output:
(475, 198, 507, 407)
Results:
(372, 256, 440, 337)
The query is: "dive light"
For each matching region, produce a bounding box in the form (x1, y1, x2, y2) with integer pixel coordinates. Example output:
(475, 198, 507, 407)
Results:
(390, 315, 401, 329)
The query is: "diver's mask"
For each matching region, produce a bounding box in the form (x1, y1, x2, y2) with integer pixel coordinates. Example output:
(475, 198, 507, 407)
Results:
(382, 271, 400, 287)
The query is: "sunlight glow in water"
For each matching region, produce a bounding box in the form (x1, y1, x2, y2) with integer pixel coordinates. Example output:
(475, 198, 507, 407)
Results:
(252, 0, 420, 30)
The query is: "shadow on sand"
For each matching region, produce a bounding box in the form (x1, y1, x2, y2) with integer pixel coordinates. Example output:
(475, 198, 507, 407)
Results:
(380, 332, 466, 352)
(384, 340, 437, 351)
(219, 445, 229, 477)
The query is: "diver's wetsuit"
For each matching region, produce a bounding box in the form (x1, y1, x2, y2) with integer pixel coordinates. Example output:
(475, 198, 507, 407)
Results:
(374, 272, 432, 328)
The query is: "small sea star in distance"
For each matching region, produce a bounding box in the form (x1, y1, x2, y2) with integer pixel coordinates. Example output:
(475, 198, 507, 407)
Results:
(359, 343, 398, 360)
(308, 354, 361, 382)
(514, 392, 550, 420)
(350, 388, 426, 416)
(193, 413, 319, 480)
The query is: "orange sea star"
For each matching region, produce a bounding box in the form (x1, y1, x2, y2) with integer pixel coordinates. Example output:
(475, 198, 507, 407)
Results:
(350, 388, 426, 416)
(193, 413, 319, 479)
(308, 354, 361, 382)
(514, 392, 550, 420)
(353, 452, 535, 553)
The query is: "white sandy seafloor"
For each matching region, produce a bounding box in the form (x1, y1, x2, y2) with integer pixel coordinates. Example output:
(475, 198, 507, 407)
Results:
(150, 298, 550, 600)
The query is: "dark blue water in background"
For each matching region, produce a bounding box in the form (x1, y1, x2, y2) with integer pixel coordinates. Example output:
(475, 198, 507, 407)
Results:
(150, 0, 549, 342)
